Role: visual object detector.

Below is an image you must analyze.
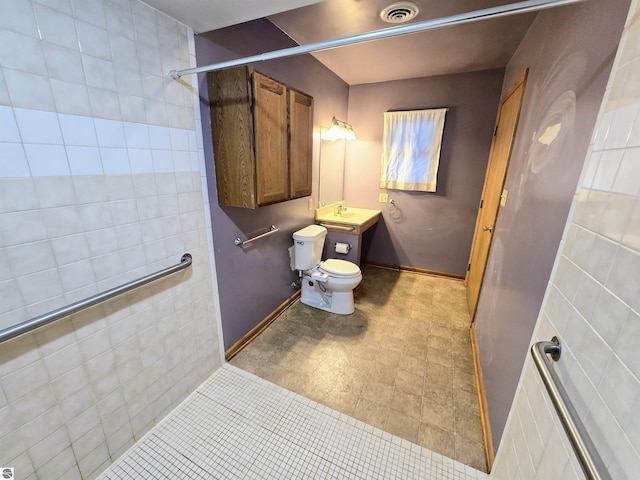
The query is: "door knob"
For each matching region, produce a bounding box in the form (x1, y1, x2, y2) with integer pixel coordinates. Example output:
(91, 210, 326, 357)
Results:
(482, 225, 494, 233)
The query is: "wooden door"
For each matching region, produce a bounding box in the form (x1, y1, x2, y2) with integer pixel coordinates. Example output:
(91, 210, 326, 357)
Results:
(466, 70, 528, 318)
(253, 71, 289, 206)
(288, 89, 313, 199)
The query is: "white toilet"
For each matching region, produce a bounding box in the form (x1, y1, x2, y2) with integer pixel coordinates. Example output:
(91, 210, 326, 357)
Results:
(292, 225, 362, 314)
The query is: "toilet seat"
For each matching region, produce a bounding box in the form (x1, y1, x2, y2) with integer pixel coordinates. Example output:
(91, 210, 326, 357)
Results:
(319, 259, 361, 278)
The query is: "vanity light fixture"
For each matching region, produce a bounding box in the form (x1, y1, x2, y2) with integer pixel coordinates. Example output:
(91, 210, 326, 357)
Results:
(323, 117, 357, 141)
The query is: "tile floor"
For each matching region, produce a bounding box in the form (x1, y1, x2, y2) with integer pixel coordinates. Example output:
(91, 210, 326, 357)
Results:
(231, 265, 487, 471)
(98, 364, 487, 479)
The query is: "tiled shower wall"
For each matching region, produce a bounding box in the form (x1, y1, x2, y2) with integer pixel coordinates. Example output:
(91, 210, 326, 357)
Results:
(491, 0, 640, 478)
(0, 1, 223, 479)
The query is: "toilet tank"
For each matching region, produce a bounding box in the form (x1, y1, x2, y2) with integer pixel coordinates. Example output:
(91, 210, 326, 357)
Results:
(292, 225, 327, 270)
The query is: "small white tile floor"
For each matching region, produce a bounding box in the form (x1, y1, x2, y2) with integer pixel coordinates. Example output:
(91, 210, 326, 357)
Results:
(98, 364, 487, 479)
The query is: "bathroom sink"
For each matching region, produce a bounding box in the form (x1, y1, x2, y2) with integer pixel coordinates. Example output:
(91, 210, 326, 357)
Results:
(315, 207, 381, 233)
(335, 212, 363, 220)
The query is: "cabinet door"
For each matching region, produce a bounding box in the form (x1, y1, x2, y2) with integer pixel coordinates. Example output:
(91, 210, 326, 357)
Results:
(252, 72, 289, 206)
(208, 67, 256, 208)
(289, 89, 313, 199)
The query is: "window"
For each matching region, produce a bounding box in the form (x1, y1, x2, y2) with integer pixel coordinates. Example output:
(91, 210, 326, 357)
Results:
(380, 108, 447, 192)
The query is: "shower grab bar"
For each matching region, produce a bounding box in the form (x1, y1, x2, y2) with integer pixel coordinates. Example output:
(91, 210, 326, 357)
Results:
(531, 337, 611, 480)
(319, 223, 357, 232)
(0, 253, 193, 345)
(235, 225, 280, 246)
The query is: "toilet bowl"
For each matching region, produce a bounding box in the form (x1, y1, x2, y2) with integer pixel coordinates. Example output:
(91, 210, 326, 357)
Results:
(292, 225, 362, 315)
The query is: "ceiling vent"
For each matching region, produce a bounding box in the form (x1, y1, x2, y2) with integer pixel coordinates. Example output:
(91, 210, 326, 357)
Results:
(380, 1, 420, 24)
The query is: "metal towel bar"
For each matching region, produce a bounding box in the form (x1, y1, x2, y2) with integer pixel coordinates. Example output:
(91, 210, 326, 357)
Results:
(319, 223, 357, 232)
(0, 253, 193, 344)
(531, 337, 611, 480)
(235, 225, 280, 246)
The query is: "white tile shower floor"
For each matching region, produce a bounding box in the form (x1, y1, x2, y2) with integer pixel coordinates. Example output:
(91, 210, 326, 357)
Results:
(98, 364, 487, 479)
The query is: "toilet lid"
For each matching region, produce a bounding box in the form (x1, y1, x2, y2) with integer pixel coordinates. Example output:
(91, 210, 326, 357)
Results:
(320, 259, 361, 277)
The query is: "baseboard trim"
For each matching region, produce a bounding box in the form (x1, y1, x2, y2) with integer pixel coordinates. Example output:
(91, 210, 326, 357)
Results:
(225, 290, 301, 361)
(470, 323, 495, 471)
(364, 261, 465, 280)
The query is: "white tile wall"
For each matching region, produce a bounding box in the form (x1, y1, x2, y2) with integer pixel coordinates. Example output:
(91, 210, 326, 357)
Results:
(0, 0, 223, 479)
(491, 0, 640, 478)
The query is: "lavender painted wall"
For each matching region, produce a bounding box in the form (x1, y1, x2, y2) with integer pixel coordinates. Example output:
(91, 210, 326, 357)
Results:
(196, 19, 349, 350)
(472, 0, 629, 449)
(344, 70, 504, 276)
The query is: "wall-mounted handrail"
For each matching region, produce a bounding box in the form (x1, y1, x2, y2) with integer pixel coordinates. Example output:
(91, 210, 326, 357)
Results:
(235, 225, 280, 246)
(0, 253, 193, 345)
(319, 223, 357, 232)
(531, 337, 611, 480)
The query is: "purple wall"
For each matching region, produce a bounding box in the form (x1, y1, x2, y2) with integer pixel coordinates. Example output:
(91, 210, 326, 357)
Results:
(345, 70, 504, 275)
(196, 19, 349, 350)
(473, 0, 629, 449)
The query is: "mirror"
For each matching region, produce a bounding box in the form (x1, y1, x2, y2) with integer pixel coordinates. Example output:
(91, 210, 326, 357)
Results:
(318, 136, 346, 206)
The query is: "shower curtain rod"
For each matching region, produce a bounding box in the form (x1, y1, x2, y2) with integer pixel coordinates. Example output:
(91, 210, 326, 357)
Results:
(168, 0, 585, 79)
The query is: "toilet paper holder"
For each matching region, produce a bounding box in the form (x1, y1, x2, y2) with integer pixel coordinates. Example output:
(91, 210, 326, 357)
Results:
(334, 242, 352, 254)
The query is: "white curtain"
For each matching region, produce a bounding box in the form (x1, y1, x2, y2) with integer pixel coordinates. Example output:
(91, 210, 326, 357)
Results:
(380, 108, 447, 192)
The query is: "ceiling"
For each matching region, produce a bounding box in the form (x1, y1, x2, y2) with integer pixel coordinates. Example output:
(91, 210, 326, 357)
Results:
(268, 0, 537, 84)
(144, 0, 539, 85)
(140, 0, 324, 34)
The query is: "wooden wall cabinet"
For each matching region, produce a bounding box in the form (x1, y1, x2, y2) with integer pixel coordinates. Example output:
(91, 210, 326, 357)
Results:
(207, 66, 314, 208)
